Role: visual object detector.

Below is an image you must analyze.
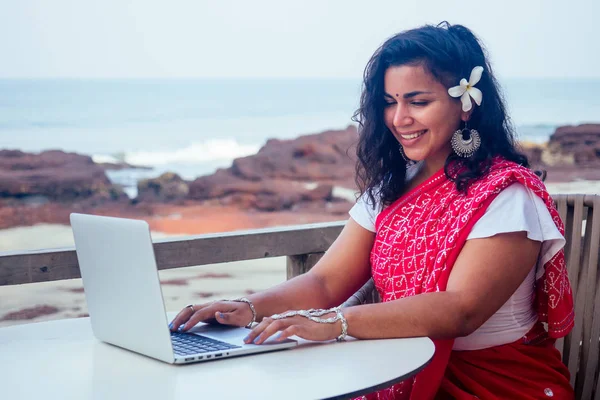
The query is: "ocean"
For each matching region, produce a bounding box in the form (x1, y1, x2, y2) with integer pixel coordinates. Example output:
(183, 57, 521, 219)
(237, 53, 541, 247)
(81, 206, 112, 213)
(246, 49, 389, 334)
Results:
(1, 78, 599, 197)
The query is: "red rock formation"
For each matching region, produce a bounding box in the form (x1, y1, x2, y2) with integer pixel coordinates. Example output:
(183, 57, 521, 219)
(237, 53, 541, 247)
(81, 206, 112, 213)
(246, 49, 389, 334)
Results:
(0, 128, 358, 230)
(519, 124, 600, 182)
(230, 127, 357, 182)
(5, 123, 599, 232)
(188, 126, 358, 211)
(544, 124, 600, 167)
(137, 172, 189, 203)
(0, 150, 127, 204)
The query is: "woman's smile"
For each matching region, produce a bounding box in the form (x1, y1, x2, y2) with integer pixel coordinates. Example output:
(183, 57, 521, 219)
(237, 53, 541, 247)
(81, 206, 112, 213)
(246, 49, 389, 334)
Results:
(397, 129, 428, 144)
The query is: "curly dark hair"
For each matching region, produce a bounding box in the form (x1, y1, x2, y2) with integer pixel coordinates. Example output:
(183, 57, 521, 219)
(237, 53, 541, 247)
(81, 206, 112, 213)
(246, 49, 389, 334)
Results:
(352, 22, 529, 207)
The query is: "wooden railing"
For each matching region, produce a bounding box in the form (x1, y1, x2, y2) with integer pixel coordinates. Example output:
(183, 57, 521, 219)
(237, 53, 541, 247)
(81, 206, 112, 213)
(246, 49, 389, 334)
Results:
(0, 221, 346, 287)
(0, 194, 597, 288)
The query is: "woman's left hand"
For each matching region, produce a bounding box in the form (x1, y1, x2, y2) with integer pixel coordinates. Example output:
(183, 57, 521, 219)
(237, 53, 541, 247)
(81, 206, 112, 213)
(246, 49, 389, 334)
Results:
(243, 312, 342, 344)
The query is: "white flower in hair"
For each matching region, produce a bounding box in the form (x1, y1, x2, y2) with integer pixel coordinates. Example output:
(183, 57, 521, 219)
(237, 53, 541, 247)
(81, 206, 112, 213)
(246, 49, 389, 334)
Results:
(448, 66, 484, 112)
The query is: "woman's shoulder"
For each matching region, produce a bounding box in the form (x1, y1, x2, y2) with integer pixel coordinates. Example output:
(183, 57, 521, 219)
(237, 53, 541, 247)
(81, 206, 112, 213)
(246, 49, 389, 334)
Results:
(493, 156, 546, 180)
(487, 157, 534, 176)
(349, 187, 383, 233)
(474, 157, 542, 190)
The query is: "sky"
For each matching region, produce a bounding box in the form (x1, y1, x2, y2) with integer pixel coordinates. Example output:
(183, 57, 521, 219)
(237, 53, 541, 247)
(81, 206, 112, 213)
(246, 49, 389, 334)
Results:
(1, 0, 598, 79)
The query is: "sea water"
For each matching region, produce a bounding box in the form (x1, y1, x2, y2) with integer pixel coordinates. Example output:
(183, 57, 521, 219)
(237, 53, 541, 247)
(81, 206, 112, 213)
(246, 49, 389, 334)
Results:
(1, 78, 598, 195)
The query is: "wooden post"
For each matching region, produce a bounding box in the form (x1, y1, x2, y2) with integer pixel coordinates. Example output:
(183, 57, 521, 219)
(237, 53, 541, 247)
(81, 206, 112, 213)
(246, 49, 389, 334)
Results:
(286, 252, 325, 280)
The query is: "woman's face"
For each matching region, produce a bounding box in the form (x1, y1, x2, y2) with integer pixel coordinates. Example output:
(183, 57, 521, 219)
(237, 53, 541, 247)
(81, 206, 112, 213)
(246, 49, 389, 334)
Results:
(383, 64, 467, 173)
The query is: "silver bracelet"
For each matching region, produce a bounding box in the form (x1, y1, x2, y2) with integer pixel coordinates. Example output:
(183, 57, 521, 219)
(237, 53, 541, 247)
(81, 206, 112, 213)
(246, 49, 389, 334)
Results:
(232, 297, 257, 328)
(270, 306, 348, 341)
(335, 308, 348, 342)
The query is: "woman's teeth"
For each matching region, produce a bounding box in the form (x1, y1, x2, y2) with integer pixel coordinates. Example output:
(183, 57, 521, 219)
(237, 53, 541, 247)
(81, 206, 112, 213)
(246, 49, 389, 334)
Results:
(401, 130, 427, 140)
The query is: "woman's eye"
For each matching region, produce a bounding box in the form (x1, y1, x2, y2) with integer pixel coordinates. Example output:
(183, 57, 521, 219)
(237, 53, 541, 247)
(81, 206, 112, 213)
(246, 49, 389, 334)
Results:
(411, 101, 429, 106)
(384, 102, 396, 107)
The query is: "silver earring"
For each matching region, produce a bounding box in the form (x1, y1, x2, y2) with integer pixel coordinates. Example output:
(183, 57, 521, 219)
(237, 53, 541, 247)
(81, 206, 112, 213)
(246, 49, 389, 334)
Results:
(398, 144, 416, 167)
(451, 122, 481, 158)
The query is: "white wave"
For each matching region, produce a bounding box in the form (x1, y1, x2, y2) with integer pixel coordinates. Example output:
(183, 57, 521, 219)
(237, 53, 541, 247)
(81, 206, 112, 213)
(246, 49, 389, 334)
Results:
(123, 139, 261, 167)
(92, 154, 121, 164)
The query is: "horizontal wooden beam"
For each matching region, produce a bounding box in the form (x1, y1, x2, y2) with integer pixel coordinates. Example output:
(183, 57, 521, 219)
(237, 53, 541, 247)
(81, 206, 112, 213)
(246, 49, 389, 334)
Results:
(0, 221, 346, 286)
(2, 194, 598, 287)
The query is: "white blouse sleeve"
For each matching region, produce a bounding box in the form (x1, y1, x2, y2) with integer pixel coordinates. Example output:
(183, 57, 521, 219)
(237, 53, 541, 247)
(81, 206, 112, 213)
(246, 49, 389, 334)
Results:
(467, 183, 566, 278)
(349, 191, 382, 232)
(348, 164, 422, 232)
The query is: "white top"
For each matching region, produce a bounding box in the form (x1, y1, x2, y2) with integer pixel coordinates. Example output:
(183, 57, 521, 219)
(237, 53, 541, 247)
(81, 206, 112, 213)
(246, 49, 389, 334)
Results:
(349, 178, 565, 351)
(0, 316, 435, 400)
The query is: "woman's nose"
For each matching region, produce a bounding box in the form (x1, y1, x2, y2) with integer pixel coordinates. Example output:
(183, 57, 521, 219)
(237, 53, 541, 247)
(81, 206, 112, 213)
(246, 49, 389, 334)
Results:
(392, 104, 413, 127)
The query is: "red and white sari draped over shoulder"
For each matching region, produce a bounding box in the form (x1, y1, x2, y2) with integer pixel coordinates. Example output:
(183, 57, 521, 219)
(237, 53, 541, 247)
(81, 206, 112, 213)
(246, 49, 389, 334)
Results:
(362, 158, 575, 400)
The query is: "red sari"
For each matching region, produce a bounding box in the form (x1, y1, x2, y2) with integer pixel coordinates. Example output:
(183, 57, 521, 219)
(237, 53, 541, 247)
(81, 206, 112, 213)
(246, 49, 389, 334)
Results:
(363, 158, 574, 400)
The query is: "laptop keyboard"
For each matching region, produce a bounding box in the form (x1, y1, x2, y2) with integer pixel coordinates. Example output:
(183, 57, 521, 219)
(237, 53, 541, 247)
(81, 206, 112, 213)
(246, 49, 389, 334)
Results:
(171, 332, 241, 355)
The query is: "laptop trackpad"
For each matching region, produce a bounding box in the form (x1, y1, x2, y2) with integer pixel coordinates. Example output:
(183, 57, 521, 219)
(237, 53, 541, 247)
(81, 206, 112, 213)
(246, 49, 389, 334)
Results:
(188, 324, 249, 345)
(188, 324, 294, 346)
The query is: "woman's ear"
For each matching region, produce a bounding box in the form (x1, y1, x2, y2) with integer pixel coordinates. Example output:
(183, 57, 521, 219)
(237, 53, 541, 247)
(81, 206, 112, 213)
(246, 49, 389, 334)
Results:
(461, 108, 474, 123)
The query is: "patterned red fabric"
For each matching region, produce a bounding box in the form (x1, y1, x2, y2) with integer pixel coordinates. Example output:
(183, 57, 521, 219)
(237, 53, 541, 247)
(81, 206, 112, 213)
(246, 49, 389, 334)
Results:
(362, 158, 574, 400)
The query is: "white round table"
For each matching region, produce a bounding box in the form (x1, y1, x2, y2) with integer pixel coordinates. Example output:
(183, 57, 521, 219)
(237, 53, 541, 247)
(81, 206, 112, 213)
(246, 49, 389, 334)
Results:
(0, 317, 434, 400)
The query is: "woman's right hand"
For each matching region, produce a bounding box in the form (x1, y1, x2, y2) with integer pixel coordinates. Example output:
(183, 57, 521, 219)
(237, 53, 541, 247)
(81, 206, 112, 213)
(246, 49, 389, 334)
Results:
(169, 300, 254, 332)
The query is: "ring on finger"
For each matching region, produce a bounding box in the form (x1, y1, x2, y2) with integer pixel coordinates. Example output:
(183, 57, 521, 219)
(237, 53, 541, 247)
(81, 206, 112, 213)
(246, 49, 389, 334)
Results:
(186, 304, 195, 313)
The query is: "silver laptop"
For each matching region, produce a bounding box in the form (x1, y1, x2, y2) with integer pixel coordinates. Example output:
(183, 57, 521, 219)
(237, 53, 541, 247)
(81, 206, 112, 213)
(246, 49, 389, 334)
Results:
(70, 213, 297, 364)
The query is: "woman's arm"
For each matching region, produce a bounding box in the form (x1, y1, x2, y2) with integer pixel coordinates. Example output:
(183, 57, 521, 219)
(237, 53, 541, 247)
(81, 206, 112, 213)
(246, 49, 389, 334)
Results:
(247, 230, 541, 344)
(344, 231, 541, 340)
(250, 219, 375, 318)
(174, 219, 374, 330)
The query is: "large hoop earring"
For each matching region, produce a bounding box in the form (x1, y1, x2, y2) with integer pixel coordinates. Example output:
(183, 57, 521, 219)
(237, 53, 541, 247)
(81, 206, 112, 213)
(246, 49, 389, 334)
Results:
(451, 122, 481, 158)
(398, 144, 416, 167)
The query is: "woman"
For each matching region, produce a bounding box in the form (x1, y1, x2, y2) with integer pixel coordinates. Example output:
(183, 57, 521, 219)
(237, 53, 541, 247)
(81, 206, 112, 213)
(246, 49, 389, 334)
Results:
(170, 22, 574, 399)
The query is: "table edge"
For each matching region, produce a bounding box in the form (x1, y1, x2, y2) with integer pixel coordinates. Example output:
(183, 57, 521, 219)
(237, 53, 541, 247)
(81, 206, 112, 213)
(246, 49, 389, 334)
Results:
(323, 338, 435, 400)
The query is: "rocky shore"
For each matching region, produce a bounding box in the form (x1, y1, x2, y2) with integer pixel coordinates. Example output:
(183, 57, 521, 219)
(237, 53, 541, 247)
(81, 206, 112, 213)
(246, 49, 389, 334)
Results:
(0, 126, 360, 233)
(1, 124, 600, 234)
(521, 124, 600, 182)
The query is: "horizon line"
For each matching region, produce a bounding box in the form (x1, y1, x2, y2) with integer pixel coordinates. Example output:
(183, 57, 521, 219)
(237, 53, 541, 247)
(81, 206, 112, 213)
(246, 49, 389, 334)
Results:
(1, 75, 600, 81)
